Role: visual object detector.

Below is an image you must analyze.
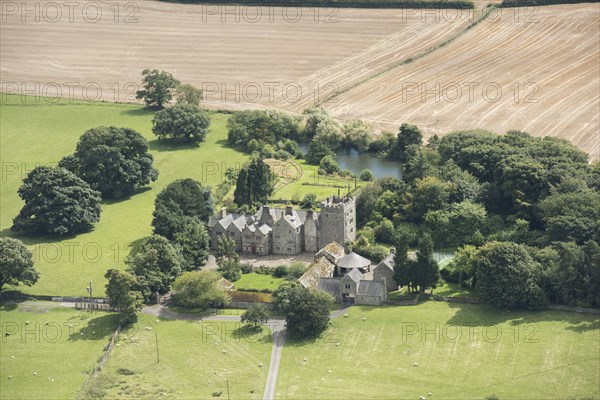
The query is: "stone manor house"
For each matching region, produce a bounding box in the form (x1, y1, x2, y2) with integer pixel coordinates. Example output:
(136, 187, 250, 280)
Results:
(208, 196, 356, 256)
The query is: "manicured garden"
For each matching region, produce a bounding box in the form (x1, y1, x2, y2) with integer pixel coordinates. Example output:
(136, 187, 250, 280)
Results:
(276, 301, 600, 399)
(234, 272, 286, 292)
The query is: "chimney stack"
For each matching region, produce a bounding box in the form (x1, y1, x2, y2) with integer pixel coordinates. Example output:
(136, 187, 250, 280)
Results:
(390, 247, 396, 255)
(220, 207, 227, 219)
(285, 205, 293, 216)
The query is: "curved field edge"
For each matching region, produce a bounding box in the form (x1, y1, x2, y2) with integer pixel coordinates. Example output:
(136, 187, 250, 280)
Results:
(160, 0, 475, 9)
(501, 0, 599, 6)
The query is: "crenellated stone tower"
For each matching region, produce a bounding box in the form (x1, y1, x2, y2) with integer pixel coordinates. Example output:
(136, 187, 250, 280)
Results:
(317, 195, 356, 249)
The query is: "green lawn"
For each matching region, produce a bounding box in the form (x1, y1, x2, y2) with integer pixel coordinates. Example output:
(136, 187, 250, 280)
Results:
(0, 94, 249, 297)
(271, 159, 363, 201)
(433, 281, 479, 298)
(0, 302, 119, 400)
(235, 273, 286, 291)
(276, 301, 600, 399)
(94, 313, 272, 399)
(0, 94, 364, 297)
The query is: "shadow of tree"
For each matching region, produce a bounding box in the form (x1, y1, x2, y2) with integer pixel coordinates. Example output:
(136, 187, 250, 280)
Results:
(68, 313, 120, 342)
(100, 187, 153, 206)
(0, 227, 78, 246)
(119, 107, 155, 117)
(440, 301, 600, 333)
(148, 138, 200, 152)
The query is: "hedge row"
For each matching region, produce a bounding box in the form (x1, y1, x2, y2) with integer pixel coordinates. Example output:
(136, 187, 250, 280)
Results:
(162, 0, 475, 10)
(230, 290, 273, 303)
(501, 0, 598, 6)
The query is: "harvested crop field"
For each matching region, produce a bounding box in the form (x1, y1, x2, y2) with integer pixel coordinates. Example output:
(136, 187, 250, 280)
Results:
(327, 4, 600, 159)
(1, 1, 598, 158)
(0, 0, 472, 110)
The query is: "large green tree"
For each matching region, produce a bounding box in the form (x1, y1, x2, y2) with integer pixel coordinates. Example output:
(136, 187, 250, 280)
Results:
(241, 303, 270, 328)
(152, 104, 211, 142)
(126, 235, 184, 300)
(392, 123, 423, 161)
(411, 234, 440, 293)
(59, 126, 158, 198)
(216, 235, 239, 264)
(273, 283, 334, 339)
(217, 257, 242, 282)
(151, 178, 214, 239)
(406, 176, 452, 222)
(355, 183, 382, 227)
(538, 191, 600, 244)
(424, 201, 487, 246)
(475, 241, 543, 309)
(233, 157, 274, 207)
(172, 270, 231, 309)
(173, 220, 210, 270)
(227, 109, 299, 149)
(176, 83, 203, 106)
(0, 238, 39, 291)
(305, 138, 336, 165)
(105, 269, 143, 326)
(12, 166, 102, 235)
(343, 119, 373, 152)
(136, 69, 180, 109)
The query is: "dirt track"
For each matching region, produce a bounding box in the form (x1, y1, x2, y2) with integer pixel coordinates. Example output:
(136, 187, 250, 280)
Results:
(1, 1, 598, 159)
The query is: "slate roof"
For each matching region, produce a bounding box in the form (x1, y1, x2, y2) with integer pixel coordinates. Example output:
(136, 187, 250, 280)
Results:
(219, 278, 234, 291)
(231, 215, 247, 231)
(245, 223, 272, 235)
(255, 207, 317, 224)
(357, 280, 385, 298)
(337, 252, 371, 270)
(345, 268, 364, 283)
(211, 206, 320, 236)
(299, 256, 336, 290)
(315, 241, 345, 263)
(317, 278, 341, 298)
(376, 252, 395, 272)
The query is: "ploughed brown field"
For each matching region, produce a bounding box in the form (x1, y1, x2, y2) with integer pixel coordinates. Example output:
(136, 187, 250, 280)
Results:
(1, 0, 598, 159)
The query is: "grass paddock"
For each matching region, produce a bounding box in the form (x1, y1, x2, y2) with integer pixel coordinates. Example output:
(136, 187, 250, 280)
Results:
(276, 301, 600, 399)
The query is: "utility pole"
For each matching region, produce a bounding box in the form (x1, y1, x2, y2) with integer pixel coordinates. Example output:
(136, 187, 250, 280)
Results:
(155, 332, 160, 363)
(226, 380, 230, 400)
(86, 280, 93, 313)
